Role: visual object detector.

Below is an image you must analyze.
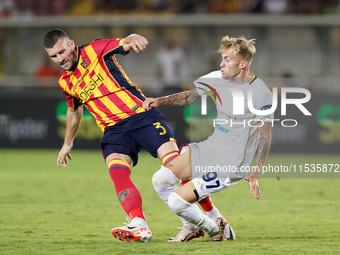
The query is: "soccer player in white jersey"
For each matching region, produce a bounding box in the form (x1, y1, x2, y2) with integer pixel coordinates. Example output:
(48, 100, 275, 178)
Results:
(143, 35, 273, 242)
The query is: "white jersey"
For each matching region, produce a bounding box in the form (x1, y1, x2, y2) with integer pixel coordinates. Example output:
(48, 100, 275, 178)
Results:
(191, 71, 273, 175)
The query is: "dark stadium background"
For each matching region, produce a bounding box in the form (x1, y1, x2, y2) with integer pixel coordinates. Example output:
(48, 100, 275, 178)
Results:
(1, 0, 339, 154)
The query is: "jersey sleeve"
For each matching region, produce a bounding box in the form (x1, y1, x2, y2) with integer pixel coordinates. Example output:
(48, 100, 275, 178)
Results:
(193, 71, 221, 96)
(59, 83, 82, 110)
(91, 38, 129, 57)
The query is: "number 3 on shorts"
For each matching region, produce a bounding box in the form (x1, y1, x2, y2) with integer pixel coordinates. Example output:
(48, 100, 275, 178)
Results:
(153, 122, 167, 135)
(202, 172, 221, 189)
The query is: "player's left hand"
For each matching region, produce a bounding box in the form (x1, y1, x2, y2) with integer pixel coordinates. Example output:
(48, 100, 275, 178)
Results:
(123, 34, 148, 53)
(244, 177, 262, 200)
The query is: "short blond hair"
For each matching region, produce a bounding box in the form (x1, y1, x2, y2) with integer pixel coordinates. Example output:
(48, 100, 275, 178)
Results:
(217, 35, 256, 63)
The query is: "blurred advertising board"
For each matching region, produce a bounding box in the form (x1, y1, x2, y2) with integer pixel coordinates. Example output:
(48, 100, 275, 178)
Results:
(0, 91, 339, 153)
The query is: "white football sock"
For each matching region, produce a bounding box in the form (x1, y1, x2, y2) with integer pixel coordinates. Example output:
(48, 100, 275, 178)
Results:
(168, 192, 218, 236)
(152, 166, 193, 227)
(205, 207, 223, 220)
(183, 222, 199, 230)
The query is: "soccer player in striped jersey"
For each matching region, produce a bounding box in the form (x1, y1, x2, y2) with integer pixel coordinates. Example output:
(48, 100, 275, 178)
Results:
(43, 29, 183, 243)
(143, 35, 272, 242)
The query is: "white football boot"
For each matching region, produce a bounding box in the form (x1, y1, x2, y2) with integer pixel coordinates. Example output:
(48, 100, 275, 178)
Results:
(168, 225, 204, 242)
(210, 217, 226, 241)
(111, 218, 152, 243)
(224, 222, 236, 241)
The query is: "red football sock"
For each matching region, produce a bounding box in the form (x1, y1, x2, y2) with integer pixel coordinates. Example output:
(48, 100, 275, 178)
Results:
(109, 158, 146, 221)
(181, 180, 214, 212)
(197, 195, 214, 212)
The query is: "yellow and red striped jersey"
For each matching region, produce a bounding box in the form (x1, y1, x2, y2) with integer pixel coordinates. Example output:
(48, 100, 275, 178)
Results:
(58, 38, 146, 132)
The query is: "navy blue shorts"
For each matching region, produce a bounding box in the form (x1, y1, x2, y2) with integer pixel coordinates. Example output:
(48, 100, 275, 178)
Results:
(101, 109, 176, 166)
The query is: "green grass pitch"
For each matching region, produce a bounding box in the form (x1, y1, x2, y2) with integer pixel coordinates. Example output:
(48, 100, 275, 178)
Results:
(0, 149, 339, 255)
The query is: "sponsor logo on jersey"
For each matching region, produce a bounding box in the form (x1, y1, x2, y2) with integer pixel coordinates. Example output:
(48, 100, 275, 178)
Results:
(132, 105, 139, 111)
(79, 73, 104, 102)
(216, 124, 229, 134)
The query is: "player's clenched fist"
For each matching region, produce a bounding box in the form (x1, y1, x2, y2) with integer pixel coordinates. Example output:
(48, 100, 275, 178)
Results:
(142, 98, 159, 111)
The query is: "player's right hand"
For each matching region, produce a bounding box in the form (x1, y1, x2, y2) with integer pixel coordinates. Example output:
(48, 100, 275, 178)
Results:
(142, 98, 159, 111)
(57, 144, 73, 168)
(244, 177, 262, 200)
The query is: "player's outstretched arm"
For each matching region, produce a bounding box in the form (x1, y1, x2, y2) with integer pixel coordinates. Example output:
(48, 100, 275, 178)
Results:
(57, 106, 83, 168)
(142, 98, 160, 110)
(245, 122, 272, 200)
(142, 88, 201, 111)
(122, 34, 148, 53)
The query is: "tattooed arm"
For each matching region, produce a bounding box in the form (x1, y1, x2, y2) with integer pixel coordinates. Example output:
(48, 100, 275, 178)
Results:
(142, 88, 201, 110)
(253, 122, 272, 178)
(244, 122, 272, 200)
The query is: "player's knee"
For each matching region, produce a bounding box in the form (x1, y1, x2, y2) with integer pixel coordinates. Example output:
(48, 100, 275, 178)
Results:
(152, 166, 180, 187)
(168, 192, 189, 215)
(152, 171, 165, 187)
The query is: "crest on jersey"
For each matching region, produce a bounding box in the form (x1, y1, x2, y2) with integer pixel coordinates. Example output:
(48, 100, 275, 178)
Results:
(80, 60, 88, 69)
(261, 104, 272, 110)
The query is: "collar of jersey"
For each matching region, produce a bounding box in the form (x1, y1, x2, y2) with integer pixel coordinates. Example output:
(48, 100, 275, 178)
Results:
(248, 74, 257, 85)
(70, 45, 85, 72)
